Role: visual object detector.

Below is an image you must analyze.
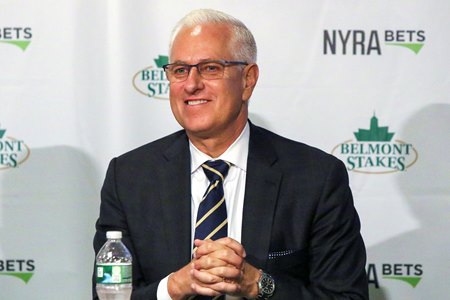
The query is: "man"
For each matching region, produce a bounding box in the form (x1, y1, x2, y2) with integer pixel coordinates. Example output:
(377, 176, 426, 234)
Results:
(93, 9, 368, 299)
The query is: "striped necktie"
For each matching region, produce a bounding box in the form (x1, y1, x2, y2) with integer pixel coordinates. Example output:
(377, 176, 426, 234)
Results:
(193, 160, 230, 300)
(194, 160, 231, 243)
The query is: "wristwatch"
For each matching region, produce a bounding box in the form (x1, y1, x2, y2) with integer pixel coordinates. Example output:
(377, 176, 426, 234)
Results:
(257, 270, 275, 299)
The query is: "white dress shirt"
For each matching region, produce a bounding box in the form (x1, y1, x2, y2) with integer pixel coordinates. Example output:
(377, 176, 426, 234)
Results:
(157, 122, 250, 299)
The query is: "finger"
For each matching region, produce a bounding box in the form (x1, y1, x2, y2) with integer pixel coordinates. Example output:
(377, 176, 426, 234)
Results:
(195, 238, 246, 260)
(194, 240, 227, 259)
(194, 254, 229, 269)
(194, 246, 244, 270)
(190, 283, 222, 297)
(193, 239, 219, 257)
(193, 252, 241, 274)
(191, 271, 241, 296)
(195, 239, 241, 258)
(191, 268, 223, 285)
(215, 237, 246, 258)
(193, 263, 243, 279)
(192, 239, 210, 258)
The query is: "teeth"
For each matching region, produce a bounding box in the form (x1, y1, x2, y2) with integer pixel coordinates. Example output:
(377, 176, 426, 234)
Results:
(187, 100, 207, 105)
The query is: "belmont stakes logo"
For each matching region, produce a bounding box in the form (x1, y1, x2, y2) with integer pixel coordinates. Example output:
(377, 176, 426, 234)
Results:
(132, 55, 170, 100)
(367, 262, 423, 289)
(0, 125, 30, 170)
(0, 259, 35, 284)
(0, 27, 32, 51)
(323, 29, 425, 55)
(331, 114, 418, 174)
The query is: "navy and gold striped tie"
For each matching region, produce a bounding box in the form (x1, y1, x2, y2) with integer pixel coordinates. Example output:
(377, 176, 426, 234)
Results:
(194, 160, 231, 243)
(193, 160, 230, 300)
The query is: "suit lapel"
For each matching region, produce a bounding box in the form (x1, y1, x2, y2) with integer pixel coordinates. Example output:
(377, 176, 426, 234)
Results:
(158, 132, 192, 268)
(242, 124, 282, 268)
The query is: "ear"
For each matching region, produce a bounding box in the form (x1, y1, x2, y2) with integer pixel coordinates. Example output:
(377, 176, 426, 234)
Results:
(242, 64, 259, 101)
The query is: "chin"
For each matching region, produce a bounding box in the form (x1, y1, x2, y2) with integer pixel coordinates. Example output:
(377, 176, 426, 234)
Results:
(185, 124, 216, 138)
(183, 119, 214, 132)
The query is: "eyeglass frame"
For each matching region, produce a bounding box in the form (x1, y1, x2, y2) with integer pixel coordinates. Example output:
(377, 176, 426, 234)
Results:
(162, 60, 248, 82)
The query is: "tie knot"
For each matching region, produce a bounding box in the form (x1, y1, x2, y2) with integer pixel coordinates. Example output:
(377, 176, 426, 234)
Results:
(202, 160, 230, 183)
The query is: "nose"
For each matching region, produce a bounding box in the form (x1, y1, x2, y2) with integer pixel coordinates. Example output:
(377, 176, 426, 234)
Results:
(183, 66, 204, 93)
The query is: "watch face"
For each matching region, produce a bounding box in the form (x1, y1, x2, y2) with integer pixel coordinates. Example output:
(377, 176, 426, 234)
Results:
(258, 272, 275, 298)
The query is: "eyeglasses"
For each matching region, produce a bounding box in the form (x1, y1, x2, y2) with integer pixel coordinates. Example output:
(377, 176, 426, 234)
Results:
(162, 60, 248, 82)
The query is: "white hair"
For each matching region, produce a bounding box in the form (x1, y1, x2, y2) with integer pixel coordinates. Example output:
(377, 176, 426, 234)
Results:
(168, 9, 257, 63)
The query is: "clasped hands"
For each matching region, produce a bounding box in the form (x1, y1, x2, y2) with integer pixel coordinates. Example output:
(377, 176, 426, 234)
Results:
(168, 237, 260, 299)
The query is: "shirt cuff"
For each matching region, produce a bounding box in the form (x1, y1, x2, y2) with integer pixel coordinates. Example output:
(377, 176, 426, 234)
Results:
(156, 274, 172, 300)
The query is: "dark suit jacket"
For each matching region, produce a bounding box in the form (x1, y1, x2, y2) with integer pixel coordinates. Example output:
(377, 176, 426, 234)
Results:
(93, 122, 368, 299)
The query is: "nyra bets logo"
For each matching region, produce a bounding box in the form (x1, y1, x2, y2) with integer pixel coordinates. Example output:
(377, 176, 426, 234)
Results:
(0, 126, 30, 170)
(331, 114, 418, 174)
(132, 55, 170, 100)
(0, 27, 32, 51)
(323, 29, 425, 55)
(367, 263, 423, 289)
(0, 259, 35, 284)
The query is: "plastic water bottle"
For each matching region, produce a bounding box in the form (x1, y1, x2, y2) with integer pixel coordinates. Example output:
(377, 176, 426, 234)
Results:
(96, 231, 132, 300)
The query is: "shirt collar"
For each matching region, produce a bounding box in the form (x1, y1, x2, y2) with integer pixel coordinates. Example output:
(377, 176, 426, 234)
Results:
(190, 122, 250, 174)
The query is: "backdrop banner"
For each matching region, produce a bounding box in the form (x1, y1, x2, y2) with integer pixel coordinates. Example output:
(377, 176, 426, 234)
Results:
(1, 1, 448, 299)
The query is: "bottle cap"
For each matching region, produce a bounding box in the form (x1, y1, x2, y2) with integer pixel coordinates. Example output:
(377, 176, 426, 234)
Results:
(106, 231, 122, 239)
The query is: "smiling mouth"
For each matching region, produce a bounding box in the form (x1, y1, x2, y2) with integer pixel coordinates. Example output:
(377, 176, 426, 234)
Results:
(186, 100, 208, 105)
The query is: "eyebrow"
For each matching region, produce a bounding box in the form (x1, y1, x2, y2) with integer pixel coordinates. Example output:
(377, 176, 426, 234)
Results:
(170, 58, 218, 64)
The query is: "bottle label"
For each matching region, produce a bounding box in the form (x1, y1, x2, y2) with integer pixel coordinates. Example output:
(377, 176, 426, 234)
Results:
(96, 263, 132, 284)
